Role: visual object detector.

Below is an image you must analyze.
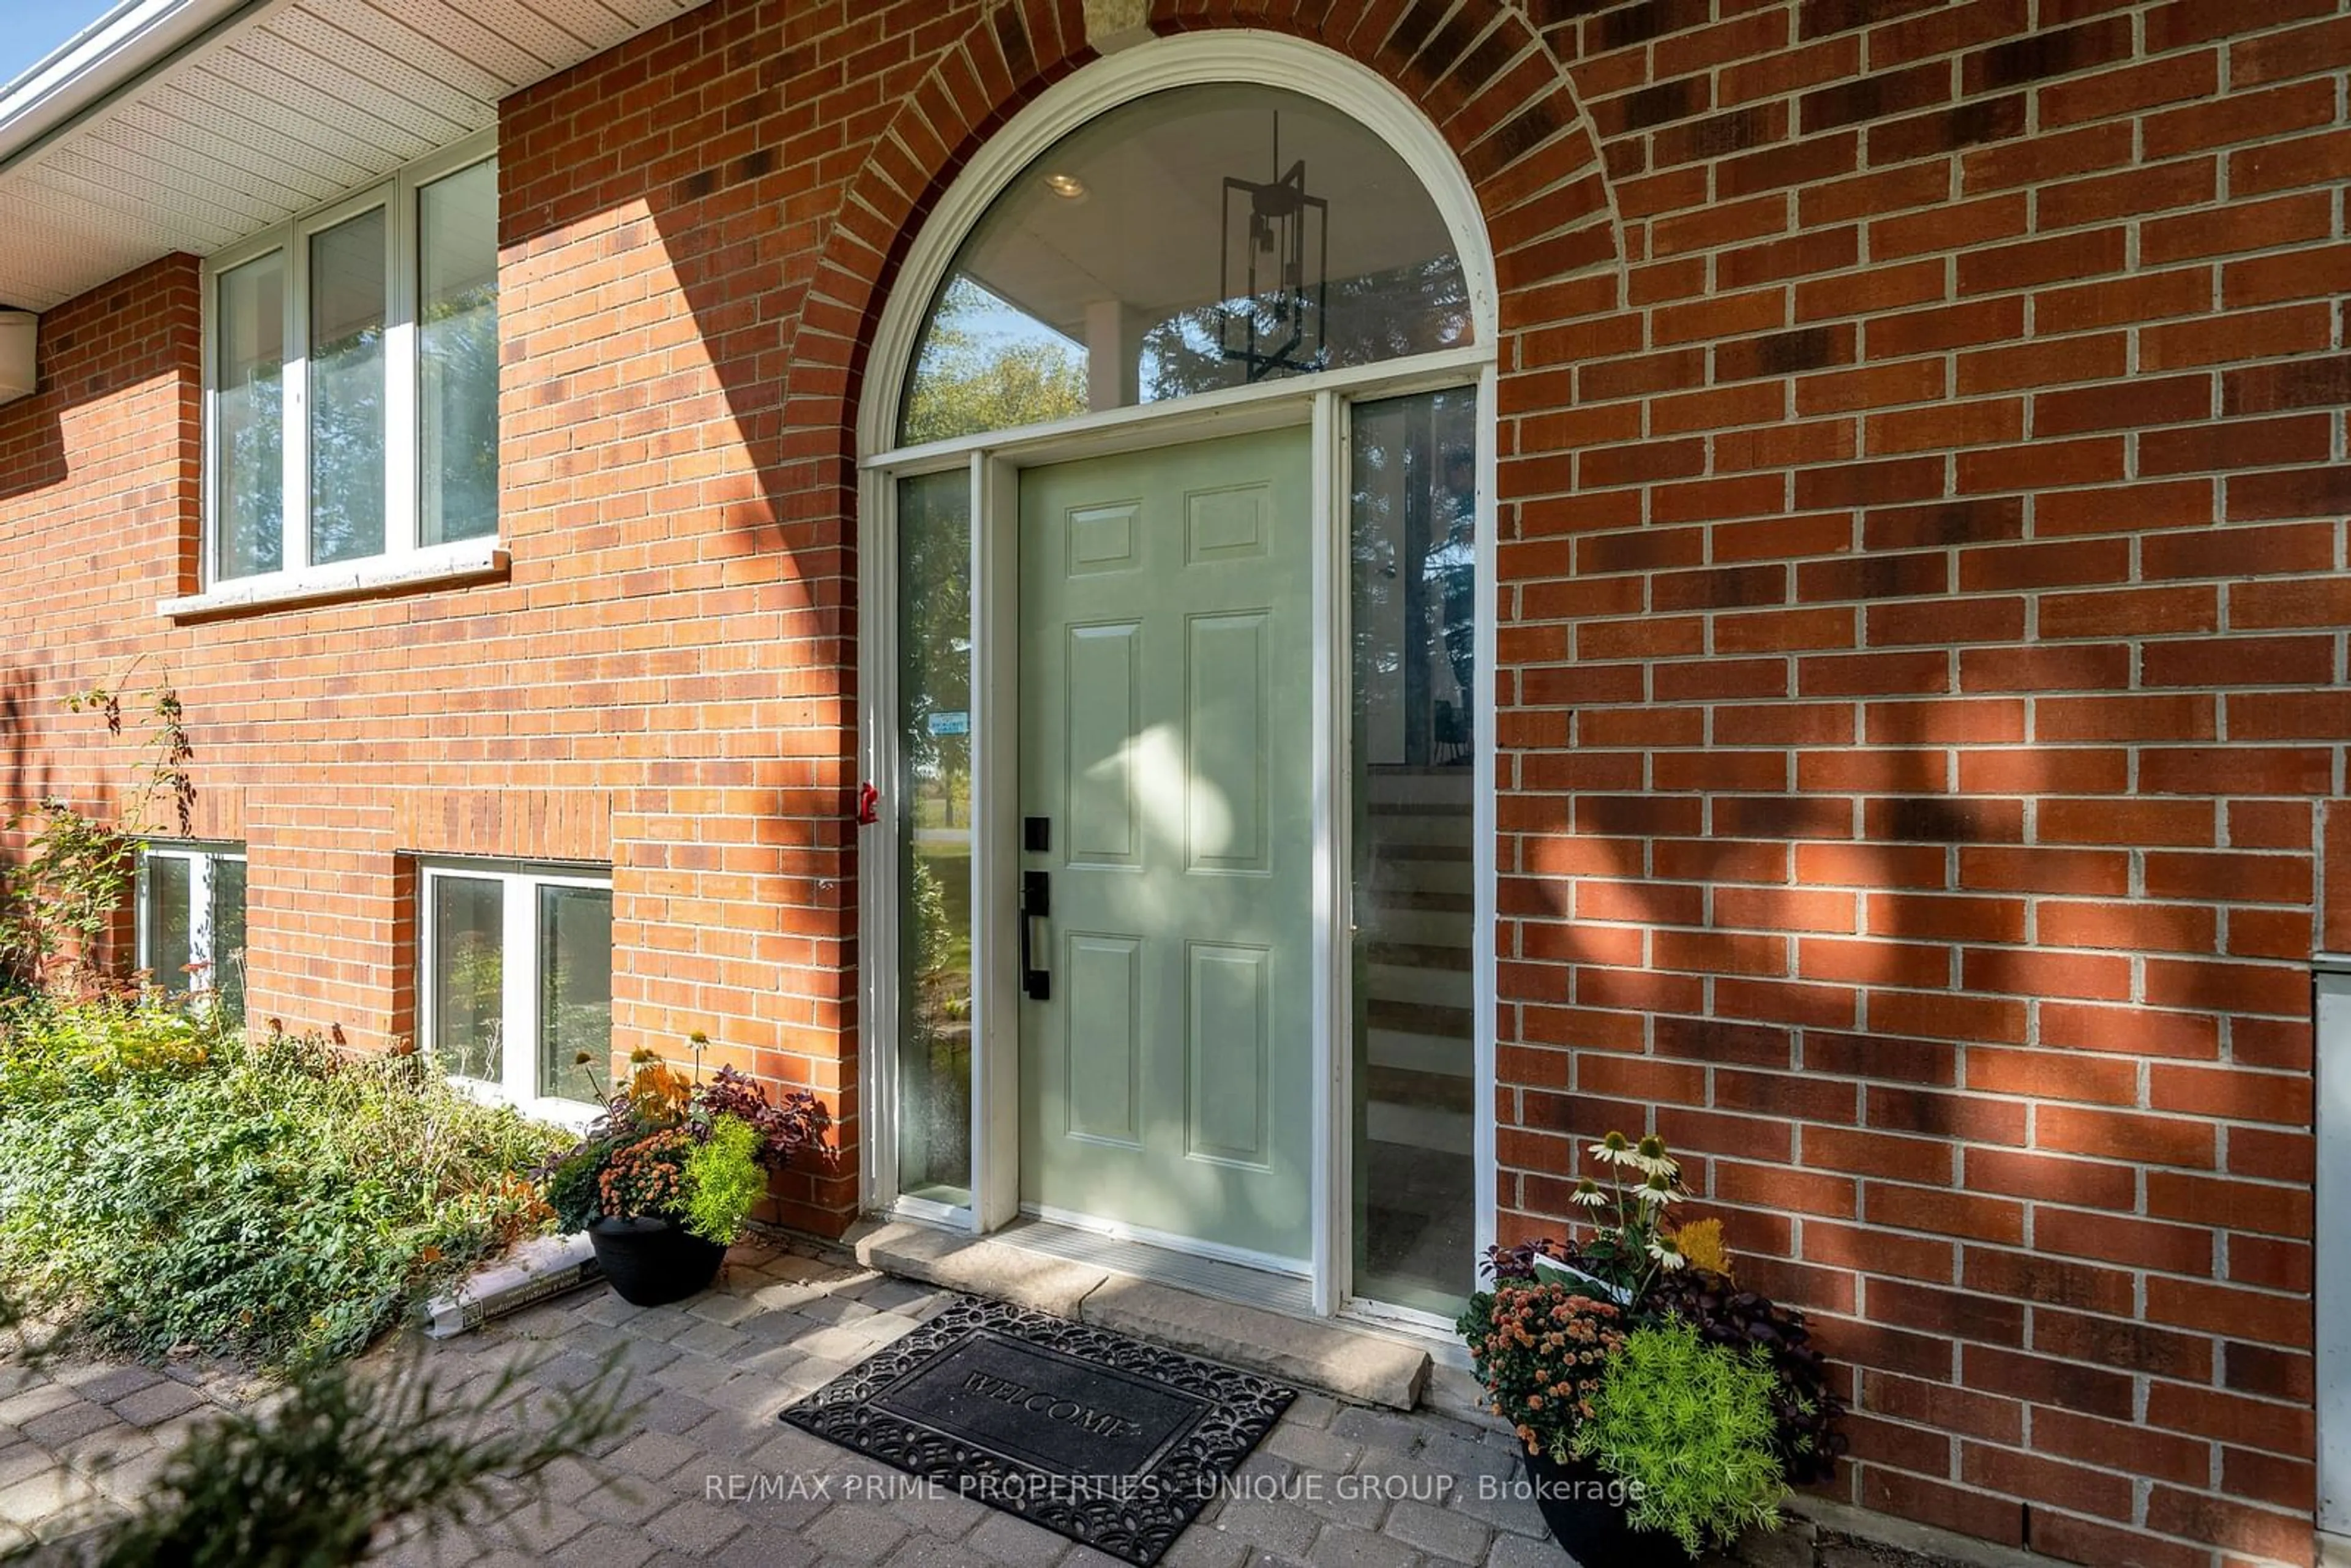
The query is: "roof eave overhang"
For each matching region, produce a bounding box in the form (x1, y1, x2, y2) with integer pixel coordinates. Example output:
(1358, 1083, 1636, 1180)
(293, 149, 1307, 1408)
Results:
(0, 0, 253, 179)
(0, 0, 709, 315)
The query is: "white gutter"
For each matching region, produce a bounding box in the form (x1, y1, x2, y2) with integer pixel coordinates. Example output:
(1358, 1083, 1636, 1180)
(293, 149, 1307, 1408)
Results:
(0, 0, 257, 178)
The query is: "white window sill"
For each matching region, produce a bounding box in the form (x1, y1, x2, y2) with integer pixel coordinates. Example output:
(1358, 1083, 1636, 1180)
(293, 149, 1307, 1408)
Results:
(159, 538, 508, 621)
(446, 1073, 604, 1133)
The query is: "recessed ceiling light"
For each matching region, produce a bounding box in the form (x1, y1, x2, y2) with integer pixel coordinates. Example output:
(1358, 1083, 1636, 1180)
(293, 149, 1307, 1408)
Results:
(1043, 172, 1086, 200)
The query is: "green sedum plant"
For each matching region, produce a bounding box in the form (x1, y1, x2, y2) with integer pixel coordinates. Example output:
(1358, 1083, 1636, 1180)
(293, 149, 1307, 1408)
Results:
(1573, 1320, 1788, 1556)
(681, 1113, 765, 1244)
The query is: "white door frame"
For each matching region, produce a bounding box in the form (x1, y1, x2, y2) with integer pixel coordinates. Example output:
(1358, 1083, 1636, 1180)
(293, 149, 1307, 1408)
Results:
(853, 32, 1501, 1323)
(2319, 963, 2350, 1542)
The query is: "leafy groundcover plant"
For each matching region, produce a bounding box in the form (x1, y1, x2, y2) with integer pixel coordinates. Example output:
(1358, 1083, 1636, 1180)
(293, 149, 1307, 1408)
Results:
(1458, 1130, 1846, 1558)
(538, 1039, 828, 1244)
(0, 992, 565, 1367)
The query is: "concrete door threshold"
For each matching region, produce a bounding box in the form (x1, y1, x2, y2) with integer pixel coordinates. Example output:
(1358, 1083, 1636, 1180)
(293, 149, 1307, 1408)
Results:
(847, 1217, 1431, 1409)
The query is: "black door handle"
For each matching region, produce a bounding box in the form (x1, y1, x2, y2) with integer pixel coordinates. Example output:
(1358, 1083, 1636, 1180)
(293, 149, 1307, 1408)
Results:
(1019, 870, 1051, 1001)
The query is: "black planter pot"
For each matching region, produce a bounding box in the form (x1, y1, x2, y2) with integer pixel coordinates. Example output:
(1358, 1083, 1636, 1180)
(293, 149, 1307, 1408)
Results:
(585, 1216, 727, 1307)
(1520, 1448, 1692, 1567)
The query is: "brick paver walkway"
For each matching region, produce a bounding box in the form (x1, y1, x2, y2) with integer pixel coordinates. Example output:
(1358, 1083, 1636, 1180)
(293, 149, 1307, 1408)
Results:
(1, 1240, 1584, 1568)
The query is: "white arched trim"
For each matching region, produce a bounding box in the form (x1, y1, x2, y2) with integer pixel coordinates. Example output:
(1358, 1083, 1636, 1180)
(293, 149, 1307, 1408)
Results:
(856, 28, 1502, 461)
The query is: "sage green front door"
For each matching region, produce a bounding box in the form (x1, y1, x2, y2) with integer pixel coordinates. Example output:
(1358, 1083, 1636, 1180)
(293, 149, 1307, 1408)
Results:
(1018, 426, 1314, 1266)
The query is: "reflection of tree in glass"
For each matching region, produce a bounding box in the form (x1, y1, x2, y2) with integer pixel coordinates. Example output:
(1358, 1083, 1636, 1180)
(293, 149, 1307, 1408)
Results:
(1144, 255, 1470, 403)
(421, 282, 499, 544)
(902, 277, 1088, 446)
(221, 370, 285, 577)
(213, 862, 247, 1027)
(436, 934, 503, 1082)
(896, 475, 973, 816)
(1349, 390, 1478, 768)
(309, 318, 387, 565)
(894, 465, 985, 1196)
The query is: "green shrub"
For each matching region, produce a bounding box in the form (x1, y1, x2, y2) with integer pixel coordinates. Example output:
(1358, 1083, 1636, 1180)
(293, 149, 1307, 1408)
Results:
(680, 1114, 764, 1244)
(0, 994, 567, 1367)
(540, 1139, 613, 1233)
(1572, 1320, 1788, 1556)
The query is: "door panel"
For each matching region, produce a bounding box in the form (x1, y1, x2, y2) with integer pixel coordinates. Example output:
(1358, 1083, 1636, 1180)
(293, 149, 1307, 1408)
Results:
(1186, 611, 1271, 872)
(1065, 622, 1142, 866)
(1063, 934, 1142, 1147)
(1019, 426, 1314, 1265)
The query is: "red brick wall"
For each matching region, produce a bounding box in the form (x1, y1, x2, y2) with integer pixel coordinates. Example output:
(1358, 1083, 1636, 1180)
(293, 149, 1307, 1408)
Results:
(766, 2, 2342, 1553)
(4, 1, 2345, 1561)
(1480, 6, 2345, 1564)
(0, 251, 860, 1228)
(0, 253, 201, 978)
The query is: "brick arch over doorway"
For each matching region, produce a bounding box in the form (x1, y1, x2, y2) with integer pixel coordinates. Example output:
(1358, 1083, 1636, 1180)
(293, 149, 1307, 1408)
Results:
(497, 2, 2348, 1562)
(774, 1, 1624, 465)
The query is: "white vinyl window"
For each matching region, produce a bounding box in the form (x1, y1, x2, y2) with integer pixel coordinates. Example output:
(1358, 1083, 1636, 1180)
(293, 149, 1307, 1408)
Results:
(137, 842, 247, 1022)
(417, 860, 611, 1120)
(204, 132, 500, 587)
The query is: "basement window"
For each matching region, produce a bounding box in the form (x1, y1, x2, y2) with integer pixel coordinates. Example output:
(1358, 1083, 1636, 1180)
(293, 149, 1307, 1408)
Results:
(138, 842, 246, 1024)
(417, 860, 611, 1121)
(203, 133, 499, 591)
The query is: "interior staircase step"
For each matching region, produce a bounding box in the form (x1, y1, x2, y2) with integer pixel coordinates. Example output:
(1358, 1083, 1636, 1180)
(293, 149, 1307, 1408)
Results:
(1365, 940, 1472, 972)
(1367, 1027, 1474, 1075)
(1354, 906, 1474, 944)
(1359, 888, 1472, 913)
(1362, 767, 1477, 806)
(1366, 860, 1471, 897)
(1364, 1100, 1475, 1152)
(1365, 965, 1473, 1009)
(1368, 997, 1476, 1038)
(1364, 1062, 1477, 1115)
(1360, 836, 1471, 861)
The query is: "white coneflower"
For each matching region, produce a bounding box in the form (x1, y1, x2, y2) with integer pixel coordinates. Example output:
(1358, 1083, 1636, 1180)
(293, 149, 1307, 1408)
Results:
(1637, 1171, 1676, 1207)
(1588, 1130, 1637, 1168)
(1647, 1233, 1687, 1271)
(1570, 1177, 1608, 1209)
(1633, 1133, 1679, 1179)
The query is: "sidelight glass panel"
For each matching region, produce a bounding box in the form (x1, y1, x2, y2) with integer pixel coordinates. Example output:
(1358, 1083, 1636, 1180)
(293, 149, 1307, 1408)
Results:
(1349, 388, 1478, 1316)
(430, 876, 503, 1082)
(896, 469, 975, 1206)
(144, 856, 193, 994)
(538, 885, 612, 1102)
(902, 83, 1469, 445)
(418, 159, 500, 546)
(308, 207, 388, 564)
(215, 253, 285, 579)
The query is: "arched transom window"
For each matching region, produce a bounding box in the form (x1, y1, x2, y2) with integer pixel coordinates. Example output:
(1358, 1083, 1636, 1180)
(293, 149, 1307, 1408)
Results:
(899, 82, 1473, 446)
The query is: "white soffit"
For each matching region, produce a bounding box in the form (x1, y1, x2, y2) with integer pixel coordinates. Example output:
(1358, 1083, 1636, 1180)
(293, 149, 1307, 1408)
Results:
(0, 0, 710, 312)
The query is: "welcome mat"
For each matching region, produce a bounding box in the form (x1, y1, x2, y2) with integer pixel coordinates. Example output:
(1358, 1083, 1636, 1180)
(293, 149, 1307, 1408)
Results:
(779, 1295, 1296, 1566)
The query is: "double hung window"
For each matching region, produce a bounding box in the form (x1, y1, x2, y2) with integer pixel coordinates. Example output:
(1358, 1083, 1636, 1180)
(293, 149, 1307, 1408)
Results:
(208, 136, 500, 586)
